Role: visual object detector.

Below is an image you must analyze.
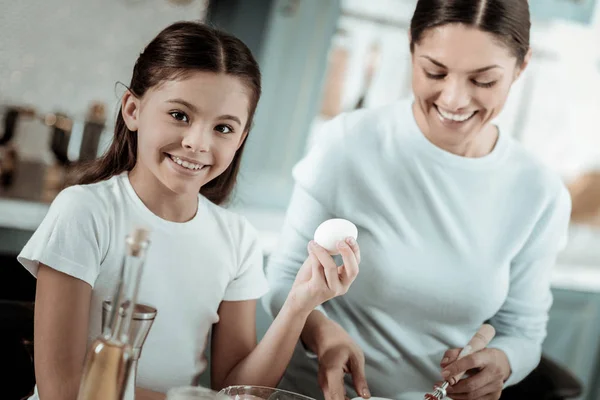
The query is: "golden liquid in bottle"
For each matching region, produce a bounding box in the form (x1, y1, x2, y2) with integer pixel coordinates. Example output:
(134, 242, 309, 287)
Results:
(76, 337, 133, 400)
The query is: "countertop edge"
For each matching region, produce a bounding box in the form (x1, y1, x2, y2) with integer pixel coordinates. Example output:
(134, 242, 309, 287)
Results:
(2, 198, 600, 293)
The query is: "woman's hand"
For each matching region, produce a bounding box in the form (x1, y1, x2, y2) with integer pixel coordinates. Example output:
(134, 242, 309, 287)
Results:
(438, 347, 511, 400)
(287, 238, 360, 314)
(291, 239, 368, 400)
(311, 316, 370, 400)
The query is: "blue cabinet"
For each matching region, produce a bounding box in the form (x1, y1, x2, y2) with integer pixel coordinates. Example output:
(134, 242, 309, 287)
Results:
(543, 288, 600, 400)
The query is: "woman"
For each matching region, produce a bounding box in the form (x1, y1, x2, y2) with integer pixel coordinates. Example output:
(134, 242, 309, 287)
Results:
(263, 1, 571, 399)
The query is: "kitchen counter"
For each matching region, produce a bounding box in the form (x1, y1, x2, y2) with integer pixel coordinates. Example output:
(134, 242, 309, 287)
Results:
(4, 193, 600, 293)
(2, 160, 600, 293)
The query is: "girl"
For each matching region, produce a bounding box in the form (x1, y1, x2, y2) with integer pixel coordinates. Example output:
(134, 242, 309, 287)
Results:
(18, 21, 361, 400)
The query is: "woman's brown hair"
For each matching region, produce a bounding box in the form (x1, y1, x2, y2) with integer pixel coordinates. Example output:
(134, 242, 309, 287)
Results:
(76, 21, 261, 205)
(410, 0, 530, 65)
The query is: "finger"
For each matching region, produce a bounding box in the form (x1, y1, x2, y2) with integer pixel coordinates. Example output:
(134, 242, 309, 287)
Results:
(309, 251, 327, 282)
(338, 240, 359, 287)
(446, 380, 503, 400)
(319, 366, 346, 400)
(349, 354, 370, 399)
(442, 351, 486, 385)
(447, 367, 498, 395)
(441, 348, 462, 368)
(310, 241, 343, 293)
(297, 246, 319, 280)
(345, 236, 361, 263)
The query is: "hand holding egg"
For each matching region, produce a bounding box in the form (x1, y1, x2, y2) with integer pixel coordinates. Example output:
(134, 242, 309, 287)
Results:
(313, 218, 359, 255)
(288, 218, 360, 313)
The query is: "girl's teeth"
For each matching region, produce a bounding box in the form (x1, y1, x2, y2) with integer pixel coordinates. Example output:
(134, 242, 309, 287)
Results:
(170, 155, 202, 170)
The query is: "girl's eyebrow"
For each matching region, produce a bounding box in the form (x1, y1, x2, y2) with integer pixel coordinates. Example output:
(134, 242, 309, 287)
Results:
(167, 98, 198, 112)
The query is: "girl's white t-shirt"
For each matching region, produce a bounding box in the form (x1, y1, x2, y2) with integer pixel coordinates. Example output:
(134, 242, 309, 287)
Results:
(18, 172, 269, 398)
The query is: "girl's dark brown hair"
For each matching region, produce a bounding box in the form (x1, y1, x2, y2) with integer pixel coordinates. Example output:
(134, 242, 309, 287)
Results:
(76, 21, 261, 205)
(410, 0, 530, 65)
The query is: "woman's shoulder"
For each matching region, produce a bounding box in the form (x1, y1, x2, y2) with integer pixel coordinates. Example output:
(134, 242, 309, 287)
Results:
(309, 99, 413, 160)
(504, 139, 570, 206)
(327, 99, 410, 140)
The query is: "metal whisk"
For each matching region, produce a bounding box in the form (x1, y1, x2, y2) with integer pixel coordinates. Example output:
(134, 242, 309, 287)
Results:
(423, 324, 496, 400)
(424, 381, 449, 399)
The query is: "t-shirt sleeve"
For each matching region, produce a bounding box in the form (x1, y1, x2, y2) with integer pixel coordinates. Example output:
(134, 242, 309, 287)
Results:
(223, 217, 270, 301)
(17, 185, 108, 288)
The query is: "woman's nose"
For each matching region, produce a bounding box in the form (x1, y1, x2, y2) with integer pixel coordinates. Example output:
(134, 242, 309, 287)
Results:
(438, 78, 470, 111)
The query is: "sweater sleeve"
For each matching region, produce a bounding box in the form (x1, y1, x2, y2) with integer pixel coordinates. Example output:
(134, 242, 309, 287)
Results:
(488, 184, 572, 386)
(261, 115, 347, 321)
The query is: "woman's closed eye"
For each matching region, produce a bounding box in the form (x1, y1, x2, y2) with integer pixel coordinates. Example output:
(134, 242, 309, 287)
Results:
(425, 70, 497, 89)
(472, 79, 497, 88)
(169, 110, 189, 123)
(425, 71, 446, 80)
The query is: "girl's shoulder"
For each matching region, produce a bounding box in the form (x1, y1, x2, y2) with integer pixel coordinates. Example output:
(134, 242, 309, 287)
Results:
(50, 175, 124, 217)
(201, 199, 258, 241)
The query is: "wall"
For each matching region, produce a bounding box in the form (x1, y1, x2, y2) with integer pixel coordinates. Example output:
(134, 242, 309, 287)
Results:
(318, 0, 600, 183)
(0, 0, 208, 120)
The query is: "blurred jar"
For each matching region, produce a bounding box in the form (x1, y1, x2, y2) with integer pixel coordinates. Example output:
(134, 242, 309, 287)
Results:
(0, 104, 54, 165)
(46, 101, 107, 166)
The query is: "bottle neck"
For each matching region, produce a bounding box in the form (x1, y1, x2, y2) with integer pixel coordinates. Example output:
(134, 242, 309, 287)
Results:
(104, 240, 148, 344)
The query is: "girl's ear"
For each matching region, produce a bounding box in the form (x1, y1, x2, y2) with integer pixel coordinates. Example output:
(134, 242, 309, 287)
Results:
(121, 90, 140, 132)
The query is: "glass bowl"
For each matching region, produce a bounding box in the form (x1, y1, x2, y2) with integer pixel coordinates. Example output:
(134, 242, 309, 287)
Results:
(167, 386, 230, 400)
(219, 385, 315, 400)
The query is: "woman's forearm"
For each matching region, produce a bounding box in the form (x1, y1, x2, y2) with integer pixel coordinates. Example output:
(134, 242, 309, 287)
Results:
(219, 299, 311, 388)
(300, 309, 332, 355)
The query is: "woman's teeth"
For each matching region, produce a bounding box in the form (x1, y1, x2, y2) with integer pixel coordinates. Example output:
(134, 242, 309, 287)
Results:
(169, 154, 203, 170)
(436, 106, 475, 122)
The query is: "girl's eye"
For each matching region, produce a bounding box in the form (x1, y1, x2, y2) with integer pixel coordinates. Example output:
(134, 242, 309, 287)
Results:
(215, 124, 234, 134)
(169, 111, 189, 123)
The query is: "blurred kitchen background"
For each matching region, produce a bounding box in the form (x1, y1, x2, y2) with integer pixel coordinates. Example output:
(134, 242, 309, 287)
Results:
(1, 0, 599, 399)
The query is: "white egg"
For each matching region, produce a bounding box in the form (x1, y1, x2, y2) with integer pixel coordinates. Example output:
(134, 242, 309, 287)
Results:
(313, 218, 358, 255)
